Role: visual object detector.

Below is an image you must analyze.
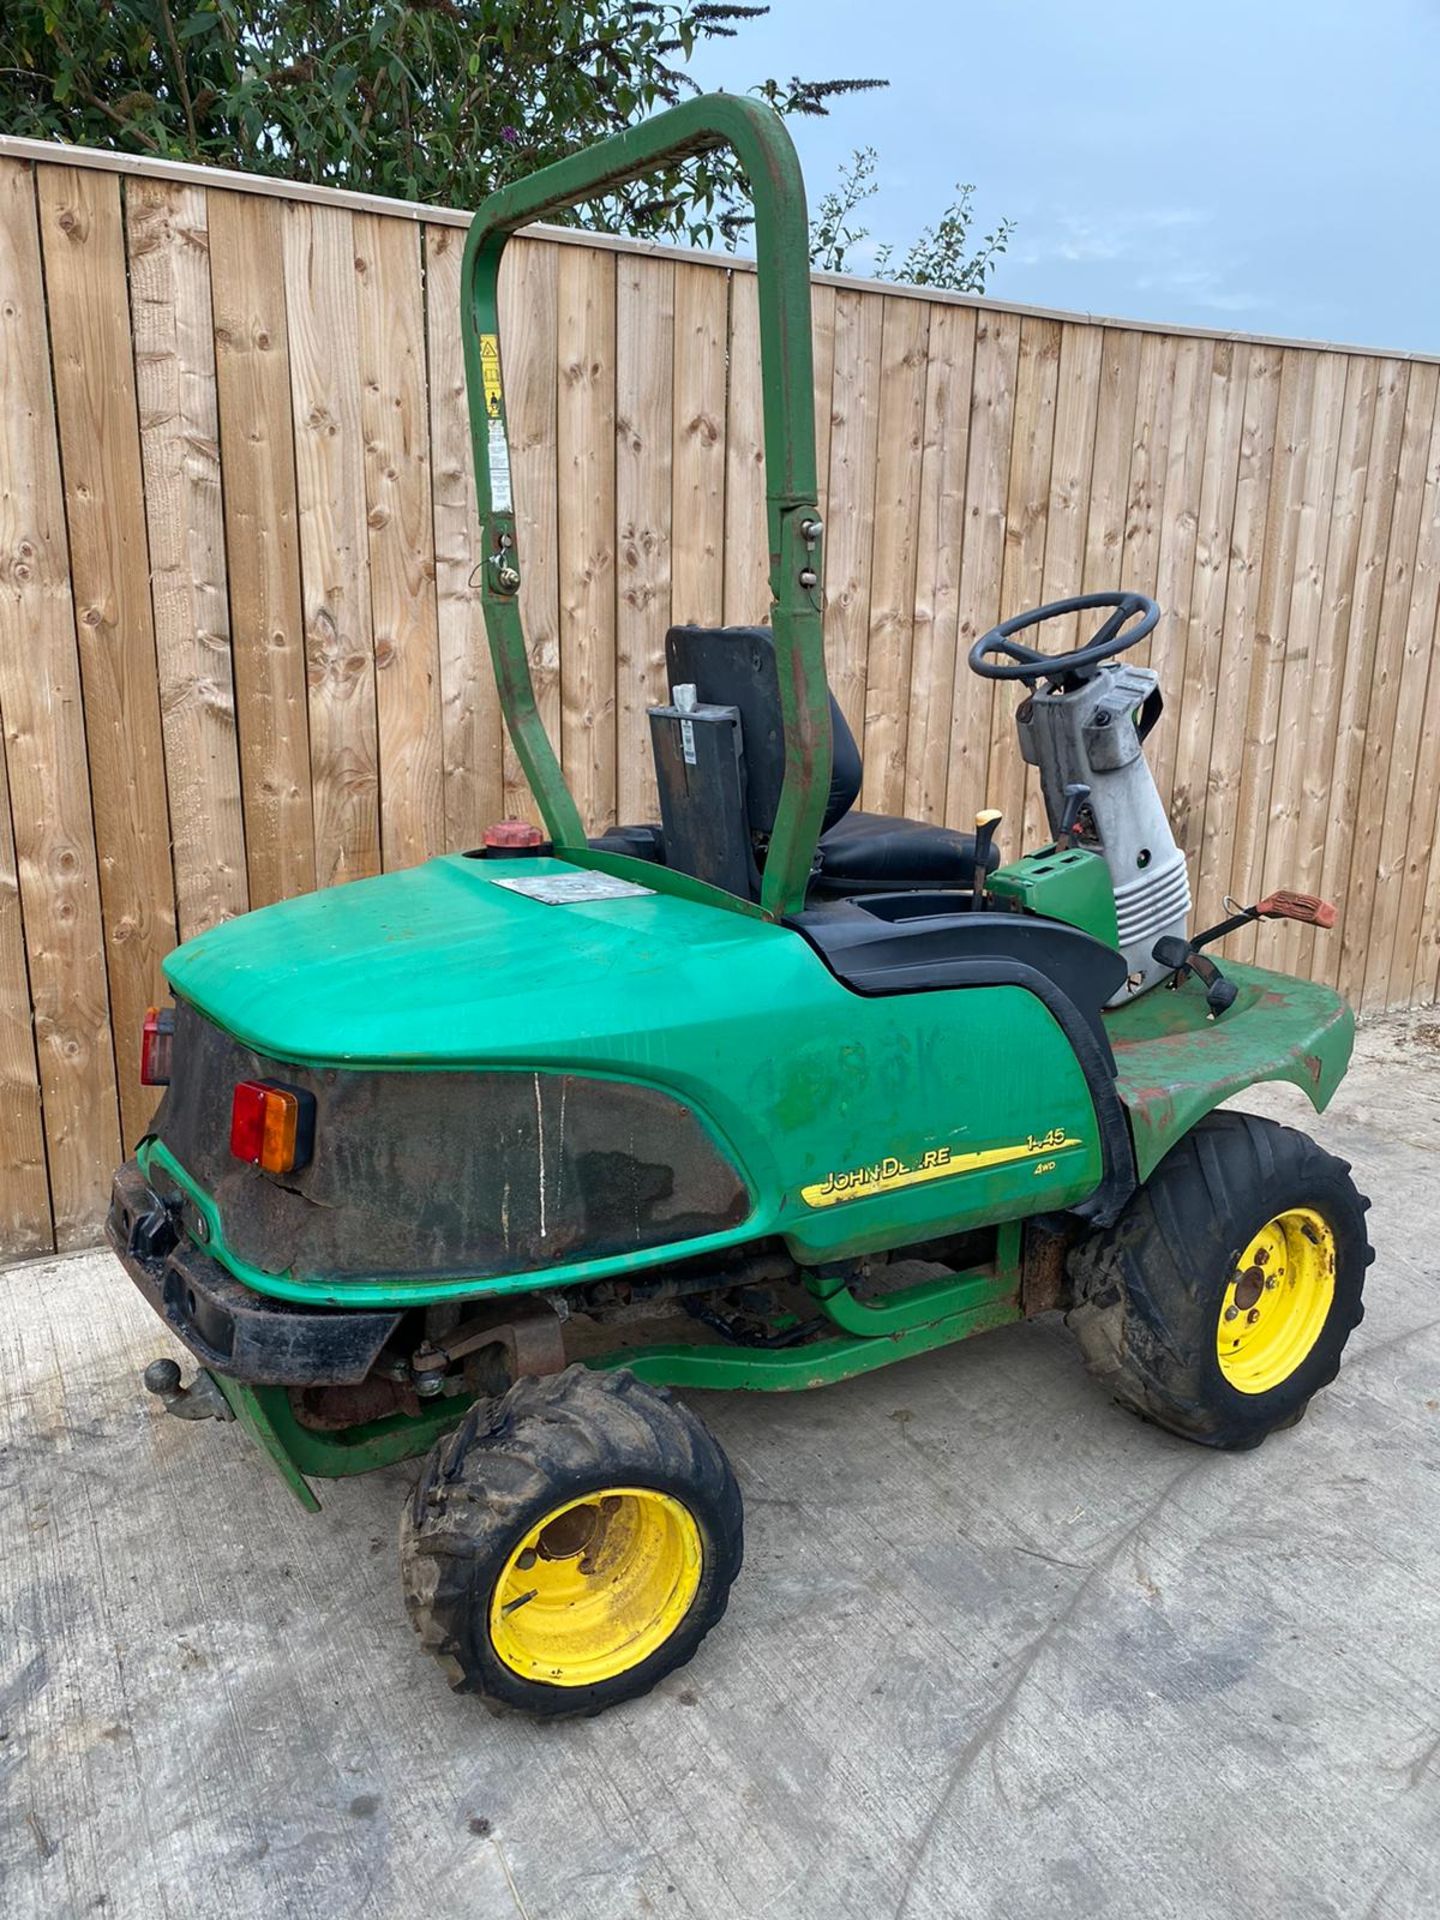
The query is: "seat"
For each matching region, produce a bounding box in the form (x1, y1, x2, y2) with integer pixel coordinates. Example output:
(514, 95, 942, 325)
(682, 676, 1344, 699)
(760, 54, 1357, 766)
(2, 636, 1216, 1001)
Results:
(816, 809, 999, 894)
(593, 625, 995, 899)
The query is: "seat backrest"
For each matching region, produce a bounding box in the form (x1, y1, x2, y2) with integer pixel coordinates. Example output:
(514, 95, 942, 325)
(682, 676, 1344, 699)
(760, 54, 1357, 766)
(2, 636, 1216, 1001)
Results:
(664, 625, 861, 837)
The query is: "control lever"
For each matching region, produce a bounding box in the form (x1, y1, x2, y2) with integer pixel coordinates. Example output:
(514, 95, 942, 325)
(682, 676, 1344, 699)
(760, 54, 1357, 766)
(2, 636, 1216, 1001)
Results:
(1187, 890, 1337, 951)
(970, 809, 1002, 911)
(1058, 782, 1091, 845)
(1150, 891, 1335, 1019)
(1152, 936, 1239, 1019)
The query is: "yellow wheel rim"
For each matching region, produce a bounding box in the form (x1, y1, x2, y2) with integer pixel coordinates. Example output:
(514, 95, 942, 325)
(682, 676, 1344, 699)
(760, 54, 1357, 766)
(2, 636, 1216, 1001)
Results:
(488, 1487, 703, 1688)
(1216, 1206, 1336, 1395)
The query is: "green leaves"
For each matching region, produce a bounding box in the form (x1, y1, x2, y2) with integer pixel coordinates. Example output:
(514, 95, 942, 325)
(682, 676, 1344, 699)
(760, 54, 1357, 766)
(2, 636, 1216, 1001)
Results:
(3, 1, 1008, 286)
(810, 146, 1014, 293)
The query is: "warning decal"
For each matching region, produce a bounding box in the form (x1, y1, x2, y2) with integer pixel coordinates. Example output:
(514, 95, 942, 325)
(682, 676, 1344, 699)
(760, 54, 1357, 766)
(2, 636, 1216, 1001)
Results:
(479, 333, 512, 510)
(479, 332, 503, 418)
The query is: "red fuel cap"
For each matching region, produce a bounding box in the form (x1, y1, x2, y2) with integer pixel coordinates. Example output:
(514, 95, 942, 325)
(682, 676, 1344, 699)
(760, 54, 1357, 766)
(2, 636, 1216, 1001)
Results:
(482, 819, 546, 849)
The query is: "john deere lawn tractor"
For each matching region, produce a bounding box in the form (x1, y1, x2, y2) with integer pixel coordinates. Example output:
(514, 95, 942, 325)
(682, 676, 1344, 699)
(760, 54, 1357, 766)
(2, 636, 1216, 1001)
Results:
(110, 94, 1372, 1717)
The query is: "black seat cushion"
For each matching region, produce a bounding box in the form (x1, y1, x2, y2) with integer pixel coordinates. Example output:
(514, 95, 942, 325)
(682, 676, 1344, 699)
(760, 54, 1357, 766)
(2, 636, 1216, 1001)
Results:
(816, 811, 996, 891)
(589, 822, 667, 865)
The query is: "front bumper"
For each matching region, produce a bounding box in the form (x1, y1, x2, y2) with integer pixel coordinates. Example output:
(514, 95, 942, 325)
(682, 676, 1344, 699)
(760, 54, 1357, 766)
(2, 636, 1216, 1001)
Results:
(107, 1160, 402, 1386)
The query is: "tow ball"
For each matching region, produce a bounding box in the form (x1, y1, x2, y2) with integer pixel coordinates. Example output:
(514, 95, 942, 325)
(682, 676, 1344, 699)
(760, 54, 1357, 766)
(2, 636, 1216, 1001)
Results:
(142, 1358, 235, 1423)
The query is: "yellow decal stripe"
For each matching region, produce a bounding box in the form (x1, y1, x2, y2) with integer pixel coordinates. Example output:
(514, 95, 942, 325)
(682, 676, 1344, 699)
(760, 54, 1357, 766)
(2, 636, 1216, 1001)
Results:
(801, 1136, 1083, 1209)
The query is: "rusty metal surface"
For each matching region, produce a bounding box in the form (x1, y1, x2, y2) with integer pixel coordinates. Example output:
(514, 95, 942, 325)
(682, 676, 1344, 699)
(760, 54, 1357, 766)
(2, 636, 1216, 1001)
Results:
(1019, 1216, 1076, 1317)
(410, 1301, 568, 1384)
(291, 1376, 424, 1431)
(1105, 960, 1355, 1182)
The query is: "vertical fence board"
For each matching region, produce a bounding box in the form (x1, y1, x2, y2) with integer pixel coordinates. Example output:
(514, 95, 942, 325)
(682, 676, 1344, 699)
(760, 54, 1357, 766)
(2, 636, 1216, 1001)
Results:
(127, 179, 248, 941)
(861, 297, 931, 815)
(1172, 342, 1247, 878)
(1336, 363, 1438, 1004)
(1251, 351, 1347, 974)
(1082, 329, 1143, 598)
(615, 255, 674, 824)
(1040, 324, 1104, 659)
(993, 315, 1059, 840)
(1313, 361, 1408, 990)
(1148, 337, 1213, 810)
(1388, 584, 1440, 1006)
(904, 304, 976, 823)
(810, 282, 838, 533)
(1278, 356, 1378, 979)
(424, 222, 504, 846)
(0, 160, 120, 1245)
(670, 262, 728, 629)
(208, 189, 315, 908)
(557, 246, 616, 833)
(825, 289, 884, 741)
(1195, 347, 1281, 925)
(1229, 351, 1318, 960)
(947, 309, 1019, 828)
(283, 198, 380, 887)
(1365, 389, 1440, 1008)
(723, 271, 769, 628)
(354, 213, 445, 870)
(1032, 320, 1103, 846)
(500, 239, 561, 822)
(0, 696, 50, 1256)
(38, 166, 175, 1144)
(1121, 334, 1178, 610)
(1411, 644, 1440, 1002)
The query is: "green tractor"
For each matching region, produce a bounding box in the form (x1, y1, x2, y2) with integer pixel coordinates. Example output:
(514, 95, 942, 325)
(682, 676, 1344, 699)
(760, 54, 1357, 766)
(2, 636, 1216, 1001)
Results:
(111, 95, 1371, 1718)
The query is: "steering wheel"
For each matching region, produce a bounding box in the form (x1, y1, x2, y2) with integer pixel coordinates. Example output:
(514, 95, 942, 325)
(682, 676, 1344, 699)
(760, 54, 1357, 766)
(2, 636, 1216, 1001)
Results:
(968, 591, 1159, 685)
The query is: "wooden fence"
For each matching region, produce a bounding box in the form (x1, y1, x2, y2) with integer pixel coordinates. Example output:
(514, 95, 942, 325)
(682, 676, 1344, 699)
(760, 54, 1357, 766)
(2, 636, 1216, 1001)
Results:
(3, 138, 1440, 1259)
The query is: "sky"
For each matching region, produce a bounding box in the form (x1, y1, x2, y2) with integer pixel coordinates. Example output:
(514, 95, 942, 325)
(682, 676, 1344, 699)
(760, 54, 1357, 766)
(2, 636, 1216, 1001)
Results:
(689, 0, 1440, 354)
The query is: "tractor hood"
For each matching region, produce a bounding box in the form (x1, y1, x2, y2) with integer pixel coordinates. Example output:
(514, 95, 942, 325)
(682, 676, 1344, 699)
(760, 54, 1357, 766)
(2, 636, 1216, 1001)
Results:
(164, 854, 794, 1067)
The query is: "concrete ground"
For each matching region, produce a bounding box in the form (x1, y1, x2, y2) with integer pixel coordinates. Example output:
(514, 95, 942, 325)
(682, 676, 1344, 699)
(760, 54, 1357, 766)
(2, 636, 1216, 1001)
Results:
(3, 1016, 1439, 1920)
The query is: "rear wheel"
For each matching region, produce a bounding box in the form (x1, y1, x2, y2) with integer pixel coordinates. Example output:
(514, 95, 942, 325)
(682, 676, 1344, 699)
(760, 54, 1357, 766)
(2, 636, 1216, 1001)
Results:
(400, 1365, 742, 1717)
(1067, 1110, 1372, 1449)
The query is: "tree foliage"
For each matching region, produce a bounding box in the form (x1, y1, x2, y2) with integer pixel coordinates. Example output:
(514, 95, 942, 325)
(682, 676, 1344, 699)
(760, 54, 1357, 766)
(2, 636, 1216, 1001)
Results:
(2, 2, 1012, 276)
(3, 1, 878, 246)
(810, 146, 1015, 293)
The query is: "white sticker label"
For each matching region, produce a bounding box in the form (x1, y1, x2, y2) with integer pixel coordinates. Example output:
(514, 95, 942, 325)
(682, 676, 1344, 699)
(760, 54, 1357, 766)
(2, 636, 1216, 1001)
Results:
(487, 419, 512, 512)
(680, 716, 697, 765)
(490, 873, 654, 905)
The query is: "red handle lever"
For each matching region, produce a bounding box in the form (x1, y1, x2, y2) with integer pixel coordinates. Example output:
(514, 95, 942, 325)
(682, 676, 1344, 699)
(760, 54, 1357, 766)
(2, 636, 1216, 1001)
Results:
(1255, 891, 1337, 929)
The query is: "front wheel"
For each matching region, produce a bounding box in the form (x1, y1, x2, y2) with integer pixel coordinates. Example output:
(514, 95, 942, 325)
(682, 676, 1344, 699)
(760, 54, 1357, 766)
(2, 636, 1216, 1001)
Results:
(1067, 1111, 1372, 1449)
(400, 1365, 743, 1717)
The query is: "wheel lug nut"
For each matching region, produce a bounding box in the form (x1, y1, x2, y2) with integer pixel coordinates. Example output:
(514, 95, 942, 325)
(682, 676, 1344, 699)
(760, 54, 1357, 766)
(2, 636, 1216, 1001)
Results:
(516, 1548, 537, 1570)
(1264, 1277, 1278, 1291)
(1224, 1305, 1240, 1321)
(1246, 1308, 1261, 1324)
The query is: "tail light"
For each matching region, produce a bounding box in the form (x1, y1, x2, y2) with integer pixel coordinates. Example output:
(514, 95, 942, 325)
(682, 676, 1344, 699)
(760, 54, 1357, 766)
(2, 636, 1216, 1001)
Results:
(140, 1006, 175, 1085)
(230, 1080, 316, 1175)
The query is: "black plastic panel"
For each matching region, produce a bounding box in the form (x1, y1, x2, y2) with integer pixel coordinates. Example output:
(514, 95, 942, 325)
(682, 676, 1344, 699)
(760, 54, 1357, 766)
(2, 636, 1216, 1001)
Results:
(153, 1002, 750, 1282)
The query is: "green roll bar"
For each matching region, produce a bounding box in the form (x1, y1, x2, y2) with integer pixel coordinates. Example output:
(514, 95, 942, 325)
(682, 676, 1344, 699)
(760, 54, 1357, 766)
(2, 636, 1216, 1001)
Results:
(461, 93, 834, 921)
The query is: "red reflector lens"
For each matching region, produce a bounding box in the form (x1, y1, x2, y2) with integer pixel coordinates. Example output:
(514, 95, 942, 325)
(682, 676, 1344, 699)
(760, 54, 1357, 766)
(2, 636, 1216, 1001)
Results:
(229, 1081, 313, 1174)
(140, 1005, 175, 1086)
(230, 1080, 270, 1162)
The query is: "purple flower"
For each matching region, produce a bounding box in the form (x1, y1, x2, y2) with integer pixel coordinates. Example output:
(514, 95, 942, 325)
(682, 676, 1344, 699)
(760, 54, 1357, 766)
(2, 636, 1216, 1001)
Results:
(501, 125, 519, 145)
